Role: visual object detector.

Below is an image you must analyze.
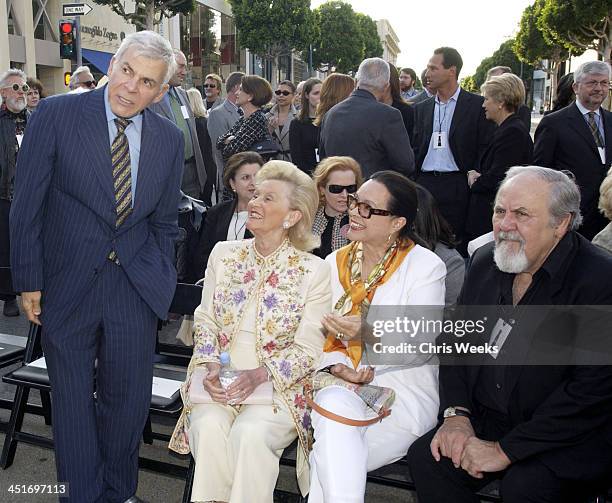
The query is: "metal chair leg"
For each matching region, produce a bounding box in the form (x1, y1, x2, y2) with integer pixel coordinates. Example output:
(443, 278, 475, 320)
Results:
(182, 456, 195, 503)
(0, 385, 30, 469)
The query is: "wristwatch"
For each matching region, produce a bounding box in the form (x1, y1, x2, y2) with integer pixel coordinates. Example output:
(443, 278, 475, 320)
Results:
(443, 406, 472, 419)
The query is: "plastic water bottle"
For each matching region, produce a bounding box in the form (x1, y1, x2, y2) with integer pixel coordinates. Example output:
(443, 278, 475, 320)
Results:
(219, 352, 239, 390)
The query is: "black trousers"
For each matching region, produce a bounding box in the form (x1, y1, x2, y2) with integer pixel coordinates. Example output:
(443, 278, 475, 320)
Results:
(0, 198, 15, 302)
(417, 171, 469, 254)
(408, 427, 609, 503)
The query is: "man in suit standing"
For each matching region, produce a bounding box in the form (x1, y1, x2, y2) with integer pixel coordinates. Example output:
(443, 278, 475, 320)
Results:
(319, 57, 414, 178)
(413, 47, 494, 250)
(149, 50, 207, 201)
(207, 71, 244, 192)
(534, 61, 612, 240)
(409, 166, 612, 502)
(10, 31, 183, 503)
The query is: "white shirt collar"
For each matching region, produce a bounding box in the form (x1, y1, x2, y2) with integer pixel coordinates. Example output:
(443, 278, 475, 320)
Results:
(575, 99, 600, 117)
(435, 85, 461, 105)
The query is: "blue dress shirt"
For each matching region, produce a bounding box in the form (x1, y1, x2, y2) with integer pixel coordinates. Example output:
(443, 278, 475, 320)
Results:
(421, 85, 461, 172)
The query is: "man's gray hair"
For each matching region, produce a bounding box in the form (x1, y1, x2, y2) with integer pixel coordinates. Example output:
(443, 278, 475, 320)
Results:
(356, 58, 390, 92)
(226, 71, 244, 93)
(113, 31, 176, 85)
(499, 166, 583, 230)
(574, 61, 612, 84)
(0, 69, 27, 89)
(69, 65, 92, 89)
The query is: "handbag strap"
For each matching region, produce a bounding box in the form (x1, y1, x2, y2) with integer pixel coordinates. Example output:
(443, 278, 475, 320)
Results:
(305, 394, 391, 427)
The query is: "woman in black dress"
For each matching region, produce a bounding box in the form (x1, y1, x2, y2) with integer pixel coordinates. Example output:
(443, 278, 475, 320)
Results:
(289, 77, 322, 174)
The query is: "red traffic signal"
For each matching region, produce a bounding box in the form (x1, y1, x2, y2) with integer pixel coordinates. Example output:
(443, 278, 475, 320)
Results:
(59, 20, 76, 59)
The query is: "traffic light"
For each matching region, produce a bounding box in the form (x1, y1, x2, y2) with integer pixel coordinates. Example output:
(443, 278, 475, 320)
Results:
(64, 72, 71, 87)
(59, 20, 76, 59)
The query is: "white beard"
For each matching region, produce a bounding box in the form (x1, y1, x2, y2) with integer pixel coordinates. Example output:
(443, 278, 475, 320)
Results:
(7, 96, 26, 113)
(493, 232, 529, 273)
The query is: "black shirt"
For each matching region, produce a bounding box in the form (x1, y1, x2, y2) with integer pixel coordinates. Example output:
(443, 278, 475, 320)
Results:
(289, 118, 319, 174)
(313, 212, 349, 259)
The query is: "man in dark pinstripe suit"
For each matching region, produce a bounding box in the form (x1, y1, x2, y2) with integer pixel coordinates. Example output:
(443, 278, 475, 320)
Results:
(9, 31, 184, 503)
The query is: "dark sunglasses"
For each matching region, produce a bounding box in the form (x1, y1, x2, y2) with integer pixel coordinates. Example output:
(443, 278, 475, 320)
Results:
(274, 90, 292, 96)
(328, 184, 357, 194)
(82, 80, 96, 88)
(7, 83, 29, 93)
(347, 193, 394, 219)
(203, 84, 217, 88)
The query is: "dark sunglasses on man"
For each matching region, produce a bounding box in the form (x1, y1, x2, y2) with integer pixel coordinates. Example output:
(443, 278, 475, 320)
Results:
(203, 83, 217, 89)
(81, 80, 96, 88)
(327, 184, 357, 194)
(274, 90, 292, 96)
(347, 193, 394, 219)
(7, 83, 30, 93)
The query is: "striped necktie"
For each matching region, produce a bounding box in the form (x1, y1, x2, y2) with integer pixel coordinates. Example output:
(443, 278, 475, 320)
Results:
(112, 117, 132, 227)
(587, 111, 604, 148)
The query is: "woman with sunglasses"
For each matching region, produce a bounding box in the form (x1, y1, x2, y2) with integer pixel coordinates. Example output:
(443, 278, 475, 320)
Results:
(308, 171, 446, 503)
(266, 80, 297, 162)
(311, 156, 363, 258)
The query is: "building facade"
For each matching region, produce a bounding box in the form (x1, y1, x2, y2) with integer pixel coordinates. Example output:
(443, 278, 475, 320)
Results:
(376, 19, 400, 66)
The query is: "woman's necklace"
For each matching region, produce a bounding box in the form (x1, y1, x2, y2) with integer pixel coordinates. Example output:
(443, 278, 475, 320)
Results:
(233, 211, 247, 240)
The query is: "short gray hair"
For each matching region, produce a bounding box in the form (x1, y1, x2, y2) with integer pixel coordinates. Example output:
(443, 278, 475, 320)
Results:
(574, 61, 611, 84)
(356, 58, 390, 92)
(113, 31, 176, 85)
(0, 69, 27, 89)
(69, 65, 92, 89)
(498, 166, 583, 230)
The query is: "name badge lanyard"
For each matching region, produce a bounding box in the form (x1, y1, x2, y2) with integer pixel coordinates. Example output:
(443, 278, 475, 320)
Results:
(436, 101, 449, 147)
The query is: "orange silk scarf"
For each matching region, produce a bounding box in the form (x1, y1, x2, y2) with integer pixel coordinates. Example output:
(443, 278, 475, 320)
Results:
(323, 239, 414, 368)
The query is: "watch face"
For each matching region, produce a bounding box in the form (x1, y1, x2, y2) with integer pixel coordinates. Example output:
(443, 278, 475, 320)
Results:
(443, 407, 455, 418)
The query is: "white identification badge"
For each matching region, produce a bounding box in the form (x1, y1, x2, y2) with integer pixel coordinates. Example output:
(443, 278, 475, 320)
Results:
(16, 134, 23, 147)
(433, 131, 447, 149)
(598, 147, 606, 164)
(488, 317, 513, 359)
(180, 105, 190, 120)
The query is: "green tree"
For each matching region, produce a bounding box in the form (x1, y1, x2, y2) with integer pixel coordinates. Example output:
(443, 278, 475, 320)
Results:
(228, 0, 314, 80)
(356, 13, 383, 60)
(514, 0, 568, 104)
(540, 0, 611, 61)
(460, 75, 478, 93)
(311, 1, 364, 73)
(92, 0, 195, 31)
(473, 39, 533, 89)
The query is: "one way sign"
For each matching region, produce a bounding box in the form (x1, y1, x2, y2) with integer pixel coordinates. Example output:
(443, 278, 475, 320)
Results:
(62, 3, 93, 16)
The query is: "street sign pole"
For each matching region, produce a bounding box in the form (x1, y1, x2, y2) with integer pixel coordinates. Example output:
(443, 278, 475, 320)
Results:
(75, 15, 82, 67)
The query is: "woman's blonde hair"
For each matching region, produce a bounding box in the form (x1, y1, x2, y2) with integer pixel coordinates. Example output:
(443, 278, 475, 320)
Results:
(186, 88, 207, 118)
(255, 161, 320, 251)
(313, 73, 355, 126)
(599, 166, 612, 220)
(481, 74, 525, 113)
(312, 156, 364, 207)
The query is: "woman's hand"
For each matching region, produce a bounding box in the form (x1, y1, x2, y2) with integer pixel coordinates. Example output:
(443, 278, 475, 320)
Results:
(223, 135, 235, 145)
(226, 367, 268, 404)
(322, 314, 362, 341)
(202, 362, 226, 404)
(268, 114, 278, 132)
(330, 363, 375, 384)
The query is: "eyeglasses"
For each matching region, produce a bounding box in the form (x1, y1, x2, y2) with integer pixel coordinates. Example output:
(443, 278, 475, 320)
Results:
(5, 83, 29, 93)
(275, 90, 292, 96)
(582, 80, 610, 89)
(327, 184, 357, 194)
(203, 84, 217, 88)
(81, 80, 96, 88)
(347, 193, 394, 219)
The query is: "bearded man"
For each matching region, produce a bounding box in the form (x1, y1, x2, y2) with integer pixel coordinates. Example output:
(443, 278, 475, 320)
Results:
(408, 166, 612, 503)
(0, 69, 30, 317)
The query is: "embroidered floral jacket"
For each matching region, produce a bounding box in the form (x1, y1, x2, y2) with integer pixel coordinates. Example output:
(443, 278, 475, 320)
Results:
(169, 239, 331, 490)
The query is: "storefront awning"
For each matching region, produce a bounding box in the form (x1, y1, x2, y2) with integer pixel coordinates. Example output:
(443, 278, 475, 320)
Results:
(82, 48, 113, 75)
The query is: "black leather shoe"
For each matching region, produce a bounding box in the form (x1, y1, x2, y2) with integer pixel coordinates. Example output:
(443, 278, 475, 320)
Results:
(2, 299, 19, 317)
(123, 497, 148, 503)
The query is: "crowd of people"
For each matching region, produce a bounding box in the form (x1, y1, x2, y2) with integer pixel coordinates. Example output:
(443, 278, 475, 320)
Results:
(2, 28, 612, 503)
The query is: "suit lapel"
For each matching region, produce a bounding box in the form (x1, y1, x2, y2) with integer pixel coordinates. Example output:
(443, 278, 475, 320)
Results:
(78, 87, 115, 203)
(423, 98, 435, 143)
(449, 89, 466, 140)
(133, 109, 162, 216)
(603, 109, 612, 165)
(567, 103, 600, 155)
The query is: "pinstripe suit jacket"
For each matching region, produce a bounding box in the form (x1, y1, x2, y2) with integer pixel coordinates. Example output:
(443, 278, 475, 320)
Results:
(9, 87, 184, 332)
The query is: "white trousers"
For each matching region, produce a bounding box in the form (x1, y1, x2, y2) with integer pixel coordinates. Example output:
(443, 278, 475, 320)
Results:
(188, 400, 297, 503)
(309, 369, 438, 503)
